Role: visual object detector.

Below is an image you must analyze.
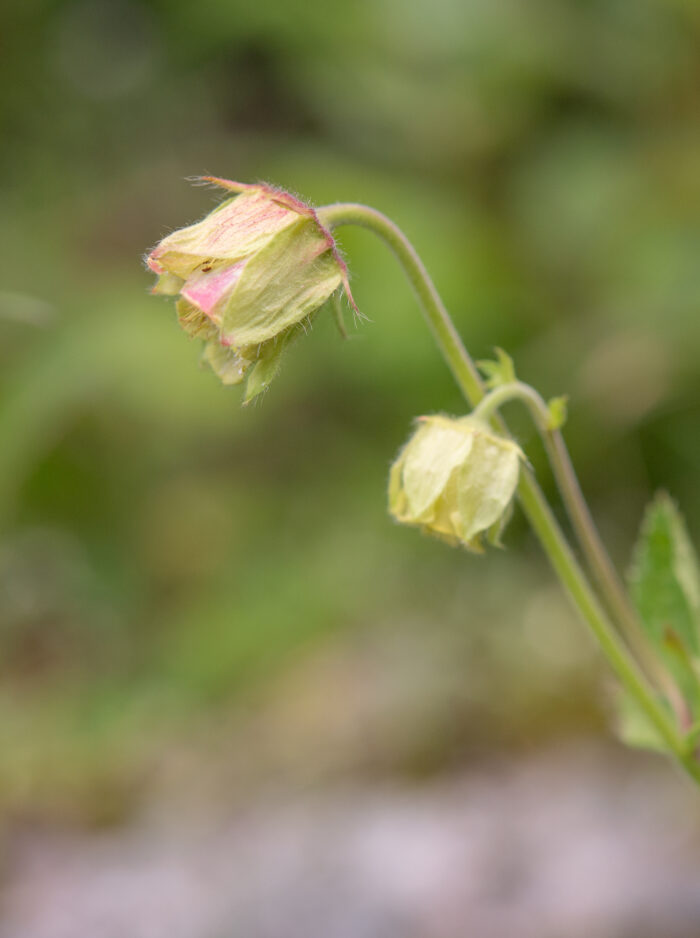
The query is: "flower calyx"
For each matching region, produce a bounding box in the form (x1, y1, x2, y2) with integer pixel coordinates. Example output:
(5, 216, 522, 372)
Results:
(147, 178, 358, 402)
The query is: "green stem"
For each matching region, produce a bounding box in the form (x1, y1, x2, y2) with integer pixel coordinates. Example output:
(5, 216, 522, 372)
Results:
(472, 381, 551, 425)
(318, 201, 700, 784)
(473, 382, 686, 717)
(545, 427, 682, 692)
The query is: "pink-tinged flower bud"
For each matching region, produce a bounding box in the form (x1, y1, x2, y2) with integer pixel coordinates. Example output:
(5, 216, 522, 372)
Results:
(146, 178, 357, 402)
(389, 415, 524, 552)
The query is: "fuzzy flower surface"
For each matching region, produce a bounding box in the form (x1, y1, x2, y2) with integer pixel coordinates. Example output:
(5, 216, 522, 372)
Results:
(389, 415, 524, 552)
(147, 178, 356, 402)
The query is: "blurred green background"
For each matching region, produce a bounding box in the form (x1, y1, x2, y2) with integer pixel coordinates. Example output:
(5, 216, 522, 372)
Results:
(1, 0, 700, 833)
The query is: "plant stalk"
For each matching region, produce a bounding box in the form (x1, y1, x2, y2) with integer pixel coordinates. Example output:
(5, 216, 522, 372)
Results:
(318, 201, 700, 784)
(472, 381, 687, 720)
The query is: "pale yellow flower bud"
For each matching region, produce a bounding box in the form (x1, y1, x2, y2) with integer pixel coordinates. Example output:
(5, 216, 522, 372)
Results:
(388, 415, 524, 552)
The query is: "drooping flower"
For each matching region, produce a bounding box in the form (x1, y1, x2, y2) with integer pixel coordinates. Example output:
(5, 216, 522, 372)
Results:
(389, 414, 524, 552)
(146, 178, 357, 402)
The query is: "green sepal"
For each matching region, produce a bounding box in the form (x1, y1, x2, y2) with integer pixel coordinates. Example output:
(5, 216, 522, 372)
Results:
(203, 341, 251, 386)
(242, 321, 306, 404)
(331, 290, 348, 340)
(476, 347, 516, 389)
(243, 341, 286, 404)
(486, 499, 514, 549)
(221, 218, 342, 348)
(546, 395, 568, 431)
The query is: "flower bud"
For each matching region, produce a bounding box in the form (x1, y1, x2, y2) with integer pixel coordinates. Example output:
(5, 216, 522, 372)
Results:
(388, 415, 524, 552)
(146, 178, 356, 402)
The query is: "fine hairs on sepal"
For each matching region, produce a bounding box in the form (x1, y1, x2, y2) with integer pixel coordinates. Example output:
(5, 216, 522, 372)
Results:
(146, 177, 358, 403)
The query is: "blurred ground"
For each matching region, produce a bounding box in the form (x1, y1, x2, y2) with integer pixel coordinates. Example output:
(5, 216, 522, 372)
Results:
(3, 745, 700, 938)
(2, 0, 700, 933)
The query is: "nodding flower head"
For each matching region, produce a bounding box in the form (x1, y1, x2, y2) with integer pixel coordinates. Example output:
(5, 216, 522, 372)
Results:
(146, 178, 357, 402)
(389, 414, 524, 552)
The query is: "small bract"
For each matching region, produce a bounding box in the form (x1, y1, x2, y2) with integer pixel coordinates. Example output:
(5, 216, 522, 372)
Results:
(389, 415, 524, 552)
(147, 178, 356, 402)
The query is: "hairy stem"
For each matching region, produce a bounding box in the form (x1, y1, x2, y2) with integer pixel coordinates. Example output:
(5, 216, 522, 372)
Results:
(318, 201, 700, 784)
(472, 382, 685, 719)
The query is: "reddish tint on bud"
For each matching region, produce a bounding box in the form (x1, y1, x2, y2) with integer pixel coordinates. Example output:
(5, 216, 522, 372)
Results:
(147, 178, 357, 402)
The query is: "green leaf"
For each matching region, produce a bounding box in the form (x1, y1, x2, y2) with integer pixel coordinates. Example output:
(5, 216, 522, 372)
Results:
(614, 691, 668, 754)
(628, 492, 700, 712)
(476, 347, 516, 389)
(630, 493, 700, 652)
(685, 721, 700, 749)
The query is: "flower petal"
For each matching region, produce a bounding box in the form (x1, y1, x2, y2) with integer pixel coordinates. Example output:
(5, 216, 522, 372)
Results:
(401, 417, 473, 520)
(148, 191, 298, 279)
(454, 431, 522, 544)
(181, 260, 247, 323)
(220, 218, 342, 347)
(151, 271, 185, 295)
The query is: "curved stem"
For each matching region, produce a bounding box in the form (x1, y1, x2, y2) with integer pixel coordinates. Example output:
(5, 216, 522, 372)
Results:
(321, 204, 486, 405)
(472, 381, 551, 425)
(472, 382, 684, 713)
(545, 431, 655, 660)
(318, 201, 700, 784)
(473, 382, 648, 663)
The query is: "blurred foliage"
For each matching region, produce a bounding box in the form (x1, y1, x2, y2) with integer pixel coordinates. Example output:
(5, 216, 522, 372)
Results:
(1, 0, 700, 822)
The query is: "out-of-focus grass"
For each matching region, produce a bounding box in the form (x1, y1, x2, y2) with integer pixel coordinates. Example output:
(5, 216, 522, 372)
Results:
(1, 0, 700, 822)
